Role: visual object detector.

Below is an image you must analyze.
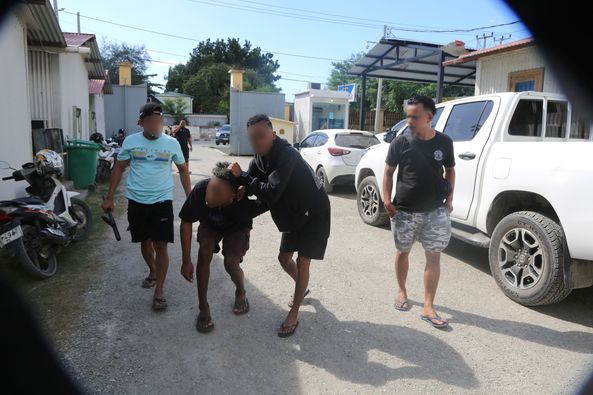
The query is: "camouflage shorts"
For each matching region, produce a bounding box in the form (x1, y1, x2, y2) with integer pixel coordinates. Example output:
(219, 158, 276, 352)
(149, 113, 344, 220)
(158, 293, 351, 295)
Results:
(390, 206, 451, 253)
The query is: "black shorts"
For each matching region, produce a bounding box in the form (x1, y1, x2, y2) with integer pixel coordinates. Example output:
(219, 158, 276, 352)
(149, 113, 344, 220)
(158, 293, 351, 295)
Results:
(197, 224, 250, 258)
(280, 202, 331, 260)
(181, 147, 189, 162)
(127, 199, 174, 243)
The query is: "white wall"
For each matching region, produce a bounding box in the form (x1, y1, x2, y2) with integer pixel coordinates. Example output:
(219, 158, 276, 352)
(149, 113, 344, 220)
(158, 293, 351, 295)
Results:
(476, 46, 563, 95)
(0, 13, 31, 199)
(294, 94, 311, 141)
(91, 93, 106, 134)
(58, 52, 90, 140)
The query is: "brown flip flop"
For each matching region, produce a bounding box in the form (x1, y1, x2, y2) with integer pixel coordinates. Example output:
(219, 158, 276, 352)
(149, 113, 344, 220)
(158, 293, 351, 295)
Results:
(277, 321, 299, 338)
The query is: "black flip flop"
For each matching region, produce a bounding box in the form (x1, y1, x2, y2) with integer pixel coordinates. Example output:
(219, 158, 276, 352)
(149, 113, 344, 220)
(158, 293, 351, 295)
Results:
(233, 298, 250, 315)
(277, 321, 299, 338)
(196, 314, 214, 333)
(394, 299, 410, 311)
(420, 315, 448, 329)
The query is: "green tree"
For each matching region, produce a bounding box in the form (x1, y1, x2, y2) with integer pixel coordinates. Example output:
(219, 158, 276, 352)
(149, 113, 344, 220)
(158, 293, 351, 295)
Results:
(100, 40, 162, 94)
(161, 97, 188, 123)
(165, 38, 280, 114)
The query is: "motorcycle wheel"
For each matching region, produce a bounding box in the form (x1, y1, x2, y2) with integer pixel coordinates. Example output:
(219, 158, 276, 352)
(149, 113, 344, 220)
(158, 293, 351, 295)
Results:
(16, 224, 58, 279)
(69, 197, 93, 241)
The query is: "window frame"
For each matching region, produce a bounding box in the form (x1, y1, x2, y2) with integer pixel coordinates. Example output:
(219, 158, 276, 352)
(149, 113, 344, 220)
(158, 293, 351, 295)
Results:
(508, 68, 544, 92)
(442, 100, 494, 142)
(300, 133, 319, 148)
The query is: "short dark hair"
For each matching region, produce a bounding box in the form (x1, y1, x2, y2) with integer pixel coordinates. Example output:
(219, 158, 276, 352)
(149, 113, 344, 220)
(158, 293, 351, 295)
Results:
(407, 95, 436, 115)
(212, 161, 240, 189)
(246, 114, 273, 129)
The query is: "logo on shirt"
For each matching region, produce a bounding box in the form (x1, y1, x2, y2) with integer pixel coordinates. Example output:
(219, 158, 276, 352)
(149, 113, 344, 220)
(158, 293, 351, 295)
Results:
(433, 150, 444, 161)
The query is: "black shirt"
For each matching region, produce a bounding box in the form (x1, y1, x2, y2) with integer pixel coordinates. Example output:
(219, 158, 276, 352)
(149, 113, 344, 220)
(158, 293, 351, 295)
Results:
(178, 179, 268, 233)
(241, 137, 329, 232)
(175, 127, 191, 150)
(385, 131, 455, 213)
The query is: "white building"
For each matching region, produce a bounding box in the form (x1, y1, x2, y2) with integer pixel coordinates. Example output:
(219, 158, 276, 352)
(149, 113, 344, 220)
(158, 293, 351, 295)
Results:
(0, 1, 110, 199)
(444, 38, 563, 95)
(294, 89, 350, 142)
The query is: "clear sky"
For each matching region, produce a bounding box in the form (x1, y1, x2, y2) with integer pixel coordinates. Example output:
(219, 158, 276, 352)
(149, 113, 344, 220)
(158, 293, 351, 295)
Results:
(54, 0, 529, 101)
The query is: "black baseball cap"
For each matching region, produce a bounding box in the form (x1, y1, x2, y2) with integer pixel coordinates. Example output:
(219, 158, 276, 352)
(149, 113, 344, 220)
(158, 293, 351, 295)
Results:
(139, 103, 163, 119)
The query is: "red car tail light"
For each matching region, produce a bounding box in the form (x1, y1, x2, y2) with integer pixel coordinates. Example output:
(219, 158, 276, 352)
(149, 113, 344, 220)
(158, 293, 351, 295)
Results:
(328, 147, 351, 156)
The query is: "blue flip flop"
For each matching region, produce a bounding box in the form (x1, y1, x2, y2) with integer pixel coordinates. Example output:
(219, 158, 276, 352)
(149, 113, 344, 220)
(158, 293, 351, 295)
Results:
(394, 299, 410, 311)
(421, 315, 449, 328)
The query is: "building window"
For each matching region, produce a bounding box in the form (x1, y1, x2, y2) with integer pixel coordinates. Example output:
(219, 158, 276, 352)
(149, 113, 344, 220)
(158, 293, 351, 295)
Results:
(508, 68, 544, 92)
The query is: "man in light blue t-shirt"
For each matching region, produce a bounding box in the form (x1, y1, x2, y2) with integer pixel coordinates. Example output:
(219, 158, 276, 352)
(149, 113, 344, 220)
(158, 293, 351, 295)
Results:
(102, 103, 192, 311)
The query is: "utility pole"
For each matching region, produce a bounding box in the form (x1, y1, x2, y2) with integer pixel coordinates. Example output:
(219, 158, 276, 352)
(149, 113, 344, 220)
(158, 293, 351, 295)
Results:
(77, 11, 81, 33)
(53, 0, 58, 21)
(495, 34, 512, 46)
(374, 78, 383, 132)
(475, 32, 494, 49)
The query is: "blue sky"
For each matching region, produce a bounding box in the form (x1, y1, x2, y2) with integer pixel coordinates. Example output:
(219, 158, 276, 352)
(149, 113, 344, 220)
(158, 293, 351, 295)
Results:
(55, 0, 529, 100)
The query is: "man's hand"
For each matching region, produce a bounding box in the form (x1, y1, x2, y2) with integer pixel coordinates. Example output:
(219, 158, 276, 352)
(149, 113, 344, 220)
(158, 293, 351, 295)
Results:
(101, 197, 114, 213)
(385, 201, 397, 218)
(180, 260, 194, 283)
(228, 162, 242, 177)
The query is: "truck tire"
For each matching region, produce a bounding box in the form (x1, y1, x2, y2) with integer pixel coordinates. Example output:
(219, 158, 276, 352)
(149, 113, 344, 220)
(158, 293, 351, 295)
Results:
(489, 211, 571, 306)
(357, 176, 389, 227)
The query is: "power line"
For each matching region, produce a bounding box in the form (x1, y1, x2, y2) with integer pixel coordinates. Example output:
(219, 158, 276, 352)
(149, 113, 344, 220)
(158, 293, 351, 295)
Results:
(59, 10, 343, 62)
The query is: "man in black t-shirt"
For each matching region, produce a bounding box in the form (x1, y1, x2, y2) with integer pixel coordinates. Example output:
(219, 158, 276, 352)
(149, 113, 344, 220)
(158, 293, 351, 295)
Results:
(179, 162, 268, 333)
(383, 96, 456, 329)
(173, 119, 192, 163)
(228, 114, 331, 338)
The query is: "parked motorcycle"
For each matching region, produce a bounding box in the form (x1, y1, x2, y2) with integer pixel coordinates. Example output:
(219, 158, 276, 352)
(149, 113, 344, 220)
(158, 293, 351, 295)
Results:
(96, 142, 120, 183)
(0, 150, 93, 279)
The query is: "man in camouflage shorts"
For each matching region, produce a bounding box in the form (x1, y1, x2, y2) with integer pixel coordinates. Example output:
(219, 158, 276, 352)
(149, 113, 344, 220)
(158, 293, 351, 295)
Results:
(383, 96, 456, 329)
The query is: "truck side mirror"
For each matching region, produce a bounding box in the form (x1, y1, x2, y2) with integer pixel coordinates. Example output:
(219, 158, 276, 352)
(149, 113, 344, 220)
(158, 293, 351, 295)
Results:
(293, 142, 300, 150)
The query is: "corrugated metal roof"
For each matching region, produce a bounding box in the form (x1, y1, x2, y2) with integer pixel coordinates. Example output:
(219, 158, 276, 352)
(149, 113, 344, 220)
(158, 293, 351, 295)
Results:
(88, 79, 105, 95)
(63, 32, 94, 47)
(348, 39, 476, 86)
(63, 32, 112, 93)
(443, 38, 535, 66)
(24, 0, 66, 47)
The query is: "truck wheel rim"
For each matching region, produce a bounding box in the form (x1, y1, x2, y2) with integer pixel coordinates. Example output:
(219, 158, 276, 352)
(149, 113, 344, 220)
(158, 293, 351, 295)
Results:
(497, 228, 544, 290)
(360, 185, 379, 218)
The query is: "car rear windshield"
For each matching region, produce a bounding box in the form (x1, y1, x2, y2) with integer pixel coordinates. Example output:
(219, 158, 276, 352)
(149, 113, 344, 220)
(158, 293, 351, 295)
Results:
(334, 134, 380, 149)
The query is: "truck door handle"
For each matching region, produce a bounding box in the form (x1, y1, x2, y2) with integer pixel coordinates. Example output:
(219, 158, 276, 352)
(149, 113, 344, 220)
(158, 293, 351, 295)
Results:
(458, 152, 476, 160)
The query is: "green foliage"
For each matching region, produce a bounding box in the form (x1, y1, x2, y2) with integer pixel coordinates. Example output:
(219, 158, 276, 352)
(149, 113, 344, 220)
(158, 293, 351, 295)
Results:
(327, 53, 474, 112)
(161, 97, 188, 123)
(165, 38, 280, 114)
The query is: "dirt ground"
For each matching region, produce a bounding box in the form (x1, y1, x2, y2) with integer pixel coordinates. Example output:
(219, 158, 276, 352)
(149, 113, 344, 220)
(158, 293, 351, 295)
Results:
(2, 142, 593, 394)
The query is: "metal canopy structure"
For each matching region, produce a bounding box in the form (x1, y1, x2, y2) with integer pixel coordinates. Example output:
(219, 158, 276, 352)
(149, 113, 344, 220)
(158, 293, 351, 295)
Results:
(348, 39, 477, 129)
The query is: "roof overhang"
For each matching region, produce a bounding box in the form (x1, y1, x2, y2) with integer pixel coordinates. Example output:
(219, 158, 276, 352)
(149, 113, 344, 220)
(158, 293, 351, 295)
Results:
(20, 0, 66, 47)
(443, 37, 535, 66)
(63, 32, 112, 94)
(348, 39, 477, 87)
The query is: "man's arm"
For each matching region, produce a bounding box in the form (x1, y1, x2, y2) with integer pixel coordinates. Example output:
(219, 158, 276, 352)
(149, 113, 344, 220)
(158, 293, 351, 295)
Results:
(444, 167, 455, 214)
(383, 165, 397, 218)
(101, 160, 129, 212)
(176, 162, 192, 197)
(180, 220, 194, 283)
(228, 155, 296, 205)
(172, 124, 181, 136)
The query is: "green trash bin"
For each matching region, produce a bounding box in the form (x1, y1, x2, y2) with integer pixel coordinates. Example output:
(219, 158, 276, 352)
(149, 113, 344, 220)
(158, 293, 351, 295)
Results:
(66, 139, 101, 189)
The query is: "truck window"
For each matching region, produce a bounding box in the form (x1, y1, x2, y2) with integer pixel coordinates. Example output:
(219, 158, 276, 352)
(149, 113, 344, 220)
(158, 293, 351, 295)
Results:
(431, 107, 444, 129)
(570, 110, 592, 139)
(546, 101, 568, 138)
(509, 100, 543, 137)
(443, 101, 493, 141)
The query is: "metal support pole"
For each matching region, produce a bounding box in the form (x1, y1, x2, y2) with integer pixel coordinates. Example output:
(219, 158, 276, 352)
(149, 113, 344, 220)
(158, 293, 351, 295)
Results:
(77, 12, 81, 33)
(374, 78, 383, 132)
(435, 51, 445, 104)
(359, 74, 367, 130)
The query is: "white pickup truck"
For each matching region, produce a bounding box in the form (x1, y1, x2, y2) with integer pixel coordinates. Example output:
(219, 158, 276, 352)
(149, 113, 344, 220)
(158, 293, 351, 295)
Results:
(355, 91, 593, 306)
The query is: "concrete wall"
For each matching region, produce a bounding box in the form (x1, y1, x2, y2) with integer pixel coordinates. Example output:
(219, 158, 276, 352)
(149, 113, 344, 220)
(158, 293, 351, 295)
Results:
(104, 84, 147, 137)
(163, 114, 227, 127)
(90, 93, 106, 134)
(294, 94, 311, 142)
(0, 13, 31, 199)
(58, 52, 90, 140)
(229, 90, 285, 155)
(476, 46, 563, 95)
